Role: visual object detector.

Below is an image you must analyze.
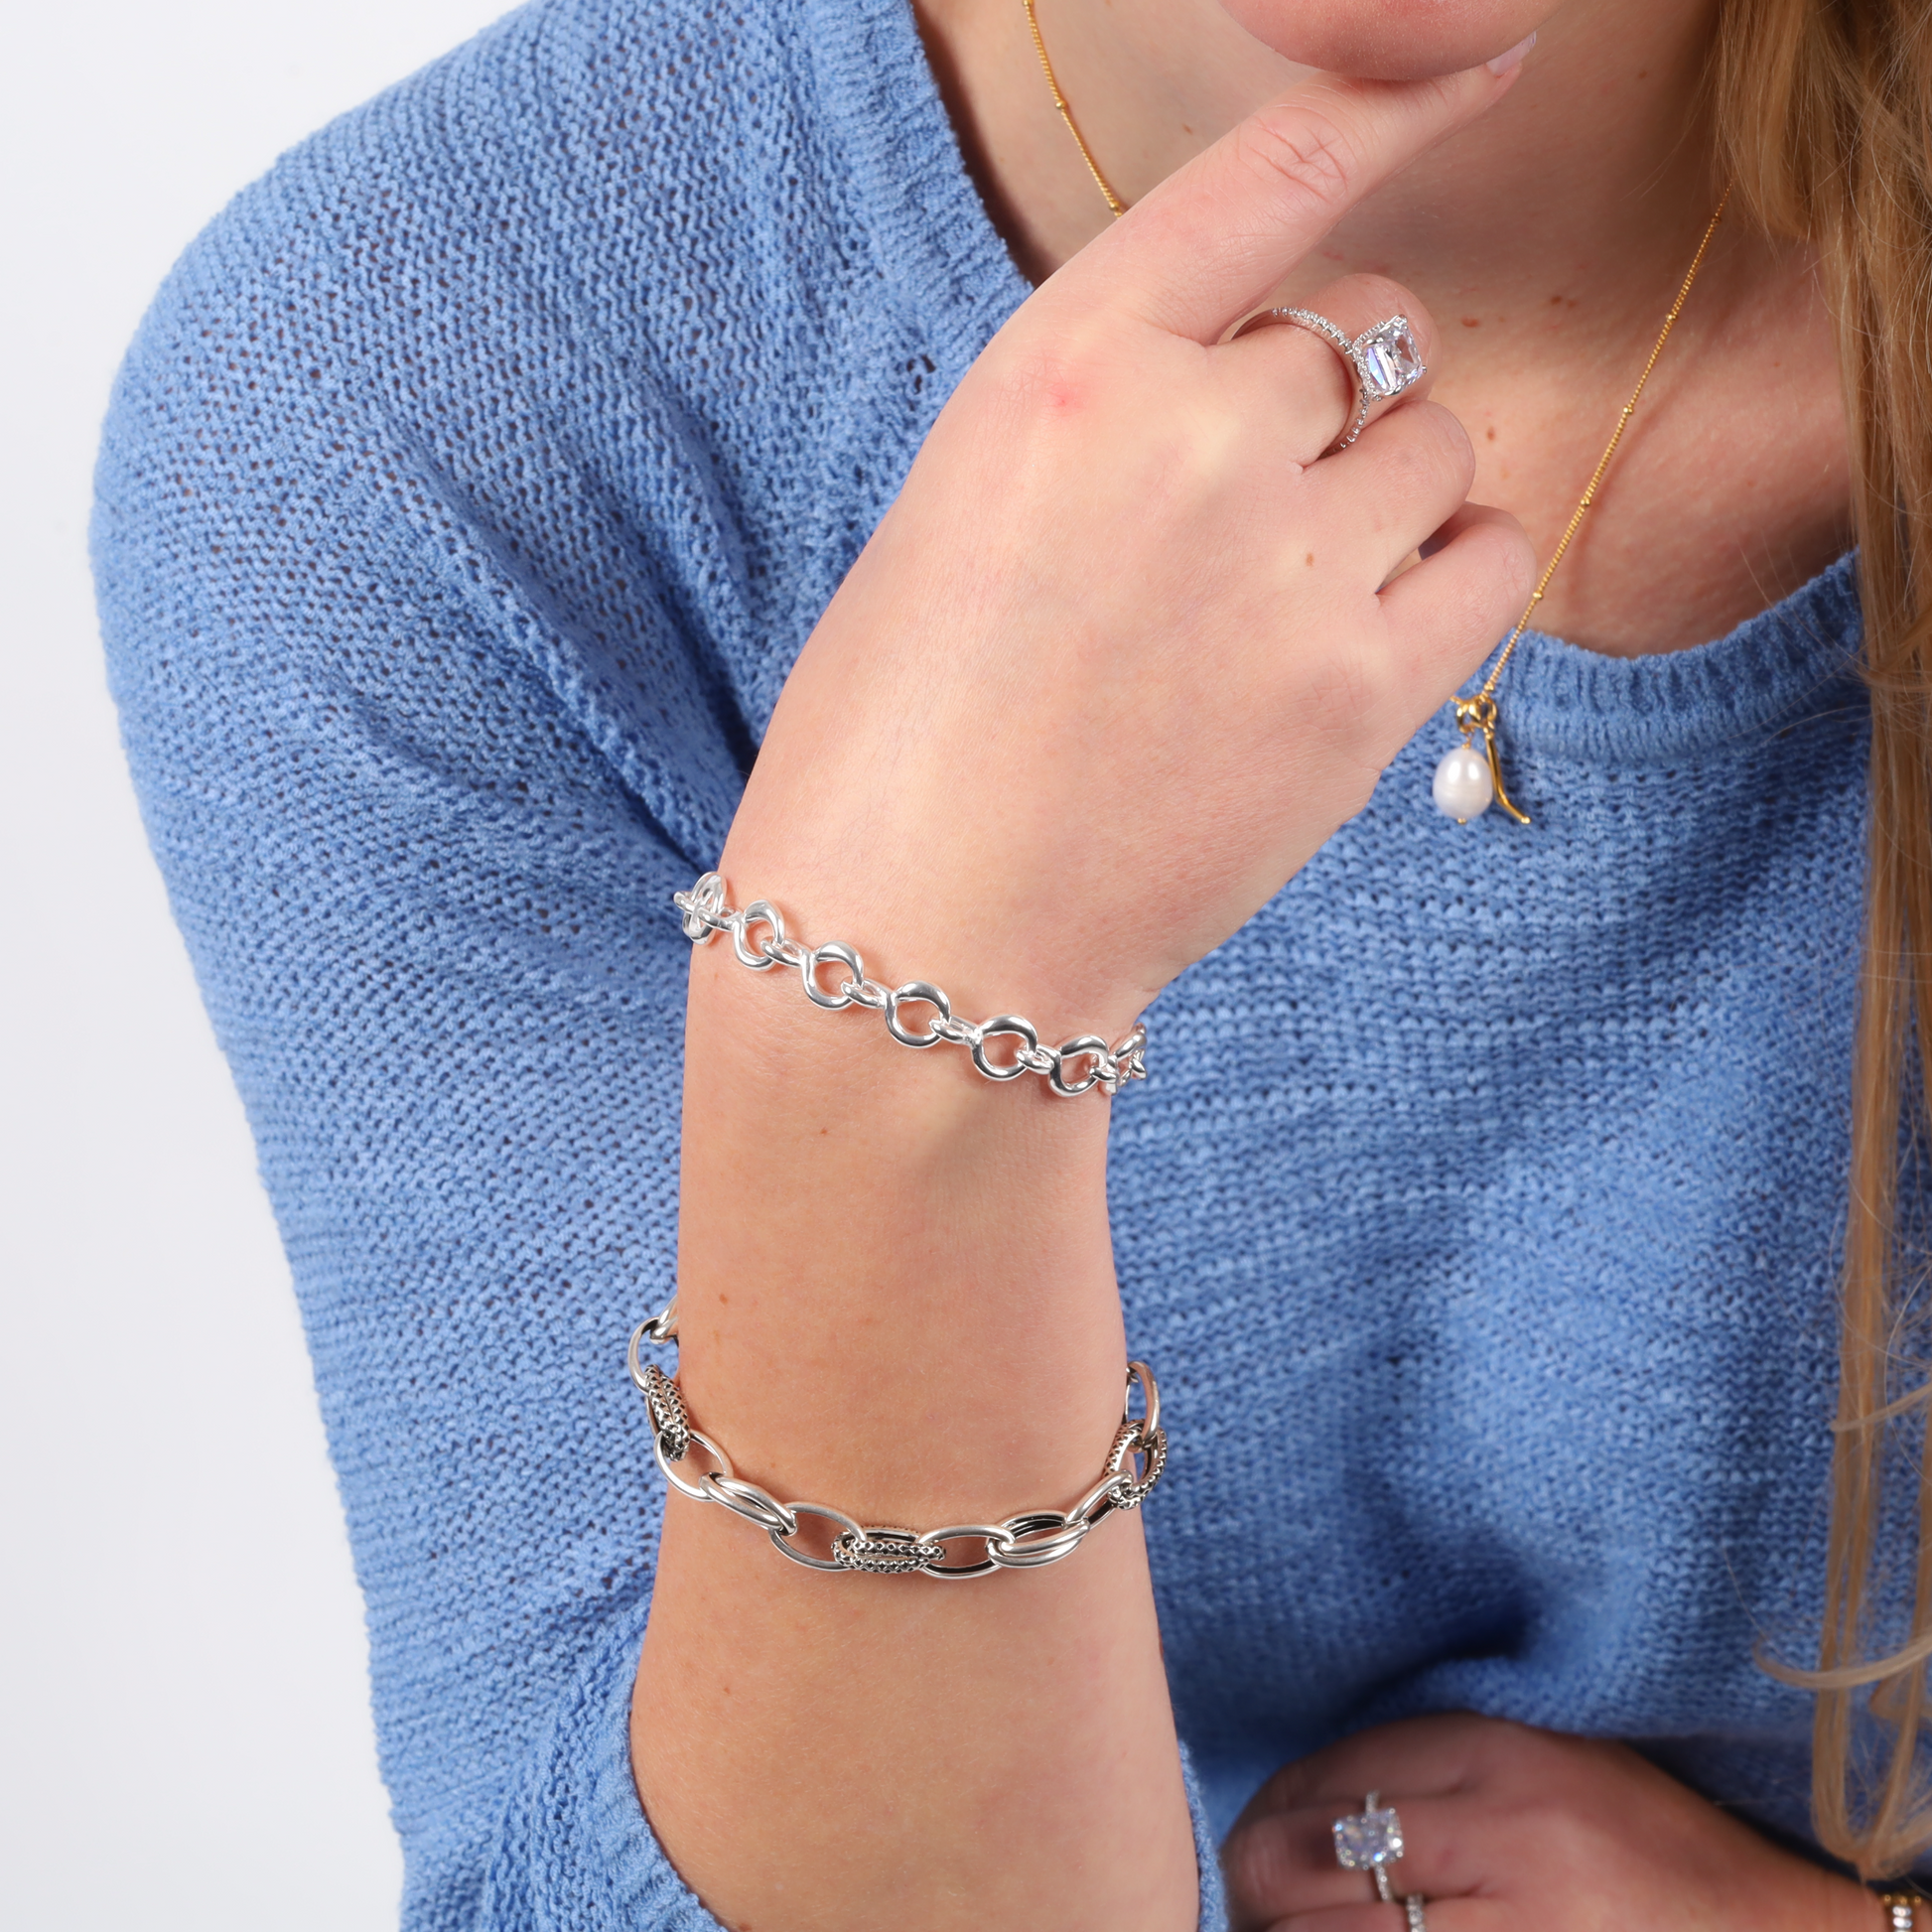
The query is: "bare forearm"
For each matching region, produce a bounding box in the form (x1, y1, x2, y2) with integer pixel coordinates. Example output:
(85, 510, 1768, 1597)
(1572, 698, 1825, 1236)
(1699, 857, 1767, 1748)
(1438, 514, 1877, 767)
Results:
(632, 945, 1196, 1931)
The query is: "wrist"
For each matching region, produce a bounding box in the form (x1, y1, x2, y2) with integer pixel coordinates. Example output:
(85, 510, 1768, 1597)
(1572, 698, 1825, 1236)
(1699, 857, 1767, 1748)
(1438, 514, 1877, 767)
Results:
(720, 755, 1165, 1048)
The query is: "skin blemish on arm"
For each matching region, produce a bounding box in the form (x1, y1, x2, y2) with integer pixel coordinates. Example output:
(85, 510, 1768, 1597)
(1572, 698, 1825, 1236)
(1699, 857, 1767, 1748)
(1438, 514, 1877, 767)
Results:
(1306, 552, 1315, 566)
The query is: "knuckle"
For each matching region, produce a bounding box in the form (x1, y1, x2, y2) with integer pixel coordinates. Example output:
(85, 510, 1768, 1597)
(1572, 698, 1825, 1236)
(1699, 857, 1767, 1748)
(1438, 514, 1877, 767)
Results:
(1513, 1795, 1599, 1869)
(981, 308, 1124, 424)
(1494, 522, 1539, 608)
(1219, 1819, 1299, 1923)
(1399, 399, 1475, 485)
(1358, 416, 1467, 519)
(1234, 102, 1359, 220)
(987, 338, 1095, 424)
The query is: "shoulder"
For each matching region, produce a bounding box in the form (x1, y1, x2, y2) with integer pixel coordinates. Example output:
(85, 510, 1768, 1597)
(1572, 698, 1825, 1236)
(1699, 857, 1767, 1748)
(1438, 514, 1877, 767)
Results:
(93, 0, 1017, 769)
(101, 0, 854, 429)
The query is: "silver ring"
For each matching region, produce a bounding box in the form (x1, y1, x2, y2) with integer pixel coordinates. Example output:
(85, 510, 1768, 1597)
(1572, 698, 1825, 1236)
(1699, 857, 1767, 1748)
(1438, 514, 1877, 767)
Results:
(1250, 309, 1427, 453)
(1332, 1789, 1405, 1899)
(1405, 1895, 1429, 1931)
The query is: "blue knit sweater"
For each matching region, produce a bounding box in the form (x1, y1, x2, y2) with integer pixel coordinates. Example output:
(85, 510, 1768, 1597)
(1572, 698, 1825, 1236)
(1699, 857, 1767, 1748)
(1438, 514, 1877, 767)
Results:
(92, 0, 1891, 1923)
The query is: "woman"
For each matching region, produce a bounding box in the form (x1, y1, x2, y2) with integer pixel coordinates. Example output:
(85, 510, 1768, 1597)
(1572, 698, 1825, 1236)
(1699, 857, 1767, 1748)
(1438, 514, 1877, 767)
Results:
(90, 0, 1932, 1924)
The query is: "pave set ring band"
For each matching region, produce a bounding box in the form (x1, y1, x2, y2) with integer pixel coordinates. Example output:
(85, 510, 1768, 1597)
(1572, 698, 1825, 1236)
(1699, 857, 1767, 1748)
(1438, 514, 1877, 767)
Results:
(1332, 1790, 1429, 1925)
(1233, 308, 1428, 453)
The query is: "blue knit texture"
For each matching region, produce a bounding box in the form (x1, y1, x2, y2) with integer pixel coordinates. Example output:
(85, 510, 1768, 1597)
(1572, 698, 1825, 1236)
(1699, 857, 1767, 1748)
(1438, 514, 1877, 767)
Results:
(91, 0, 1902, 1922)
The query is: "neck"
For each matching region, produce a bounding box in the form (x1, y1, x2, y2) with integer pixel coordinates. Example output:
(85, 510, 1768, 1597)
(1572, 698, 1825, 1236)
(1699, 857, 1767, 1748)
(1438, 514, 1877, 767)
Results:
(977, 0, 1726, 332)
(916, 0, 1851, 655)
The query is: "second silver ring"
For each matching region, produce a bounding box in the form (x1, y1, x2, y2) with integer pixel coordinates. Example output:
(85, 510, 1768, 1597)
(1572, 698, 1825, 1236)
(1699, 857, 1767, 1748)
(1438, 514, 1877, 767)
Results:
(1255, 308, 1428, 453)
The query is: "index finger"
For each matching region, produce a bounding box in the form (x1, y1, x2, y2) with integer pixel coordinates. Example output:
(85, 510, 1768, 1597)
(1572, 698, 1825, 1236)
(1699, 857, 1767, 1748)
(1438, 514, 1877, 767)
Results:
(1054, 51, 1531, 345)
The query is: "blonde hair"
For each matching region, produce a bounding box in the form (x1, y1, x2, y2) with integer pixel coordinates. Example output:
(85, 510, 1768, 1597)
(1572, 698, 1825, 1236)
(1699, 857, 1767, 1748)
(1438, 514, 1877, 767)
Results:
(1715, 0, 1932, 1877)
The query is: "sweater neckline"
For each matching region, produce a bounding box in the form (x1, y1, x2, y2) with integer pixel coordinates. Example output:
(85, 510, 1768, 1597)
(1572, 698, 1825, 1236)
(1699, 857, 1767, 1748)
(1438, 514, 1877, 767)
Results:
(806, 0, 1865, 769)
(1474, 552, 1863, 763)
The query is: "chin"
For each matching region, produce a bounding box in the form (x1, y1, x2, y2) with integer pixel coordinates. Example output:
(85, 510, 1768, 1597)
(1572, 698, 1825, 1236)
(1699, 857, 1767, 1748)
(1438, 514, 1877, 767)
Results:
(1215, 0, 1557, 80)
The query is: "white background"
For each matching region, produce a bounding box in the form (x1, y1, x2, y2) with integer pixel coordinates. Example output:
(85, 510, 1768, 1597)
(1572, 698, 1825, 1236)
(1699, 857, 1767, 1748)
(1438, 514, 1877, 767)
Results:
(2, 6, 514, 1926)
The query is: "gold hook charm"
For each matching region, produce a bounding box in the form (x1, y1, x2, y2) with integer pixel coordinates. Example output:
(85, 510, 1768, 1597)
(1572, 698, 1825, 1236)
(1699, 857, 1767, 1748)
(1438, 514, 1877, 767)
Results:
(1451, 696, 1531, 826)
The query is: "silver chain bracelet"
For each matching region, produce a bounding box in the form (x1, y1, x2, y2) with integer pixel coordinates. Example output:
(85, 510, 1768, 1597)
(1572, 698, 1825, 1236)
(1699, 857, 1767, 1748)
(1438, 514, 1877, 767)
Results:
(673, 873, 1148, 1098)
(627, 1301, 1168, 1578)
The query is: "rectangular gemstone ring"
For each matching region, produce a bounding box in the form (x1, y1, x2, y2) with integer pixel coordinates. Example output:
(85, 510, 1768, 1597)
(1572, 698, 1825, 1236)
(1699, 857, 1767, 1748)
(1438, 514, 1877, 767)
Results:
(1332, 1794, 1405, 1869)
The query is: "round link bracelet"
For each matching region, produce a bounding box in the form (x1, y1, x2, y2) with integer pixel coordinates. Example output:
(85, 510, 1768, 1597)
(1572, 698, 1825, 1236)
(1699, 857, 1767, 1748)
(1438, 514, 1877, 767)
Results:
(627, 1300, 1167, 1578)
(673, 874, 1148, 1099)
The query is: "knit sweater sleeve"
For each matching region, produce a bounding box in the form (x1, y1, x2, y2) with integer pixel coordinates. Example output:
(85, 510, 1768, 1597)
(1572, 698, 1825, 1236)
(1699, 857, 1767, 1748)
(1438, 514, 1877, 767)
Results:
(88, 5, 1228, 1927)
(92, 163, 737, 1932)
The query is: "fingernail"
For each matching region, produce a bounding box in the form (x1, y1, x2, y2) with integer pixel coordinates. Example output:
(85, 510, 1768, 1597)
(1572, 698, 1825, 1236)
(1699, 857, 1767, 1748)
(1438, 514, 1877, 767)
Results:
(1486, 31, 1536, 76)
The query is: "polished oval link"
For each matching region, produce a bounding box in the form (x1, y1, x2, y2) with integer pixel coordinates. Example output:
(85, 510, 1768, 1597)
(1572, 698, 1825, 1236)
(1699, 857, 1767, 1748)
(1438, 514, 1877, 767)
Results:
(970, 1015, 1040, 1082)
(1048, 1035, 1109, 1097)
(767, 1499, 864, 1573)
(626, 1309, 678, 1389)
(765, 935, 810, 970)
(885, 980, 953, 1048)
(654, 1425, 735, 1503)
(1125, 1360, 1161, 1442)
(1017, 1045, 1058, 1076)
(989, 1511, 1090, 1569)
(703, 1471, 799, 1537)
(732, 899, 786, 971)
(847, 977, 891, 1011)
(801, 939, 866, 1012)
(915, 1525, 1008, 1581)
(934, 1015, 982, 1047)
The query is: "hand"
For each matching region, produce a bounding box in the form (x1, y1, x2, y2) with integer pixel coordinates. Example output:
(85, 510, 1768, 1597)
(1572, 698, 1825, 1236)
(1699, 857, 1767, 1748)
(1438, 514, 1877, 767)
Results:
(1221, 1712, 1878, 1932)
(723, 62, 1537, 1042)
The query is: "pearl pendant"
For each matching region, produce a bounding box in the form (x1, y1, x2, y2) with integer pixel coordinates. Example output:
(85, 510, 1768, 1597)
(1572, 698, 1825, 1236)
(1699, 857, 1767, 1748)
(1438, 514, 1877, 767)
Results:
(1433, 742, 1494, 822)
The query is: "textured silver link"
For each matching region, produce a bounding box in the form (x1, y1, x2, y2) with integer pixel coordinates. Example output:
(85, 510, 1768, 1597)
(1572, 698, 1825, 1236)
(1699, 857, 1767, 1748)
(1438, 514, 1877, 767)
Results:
(673, 874, 1148, 1099)
(637, 1362, 691, 1462)
(627, 1299, 1167, 1578)
(833, 1529, 949, 1574)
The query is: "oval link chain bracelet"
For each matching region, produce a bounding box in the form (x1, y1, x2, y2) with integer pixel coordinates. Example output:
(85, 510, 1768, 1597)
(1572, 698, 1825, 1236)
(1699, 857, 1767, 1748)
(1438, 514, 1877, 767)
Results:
(673, 873, 1149, 1098)
(628, 1302, 1168, 1578)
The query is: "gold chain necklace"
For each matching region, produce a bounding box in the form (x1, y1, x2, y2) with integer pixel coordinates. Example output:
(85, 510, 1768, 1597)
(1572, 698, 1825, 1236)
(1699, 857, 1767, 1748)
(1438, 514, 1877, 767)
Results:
(1024, 2, 1731, 829)
(1024, 0, 1128, 216)
(1436, 187, 1731, 823)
